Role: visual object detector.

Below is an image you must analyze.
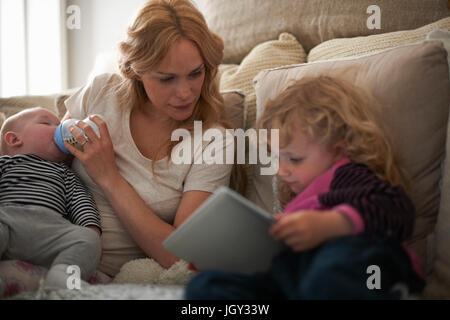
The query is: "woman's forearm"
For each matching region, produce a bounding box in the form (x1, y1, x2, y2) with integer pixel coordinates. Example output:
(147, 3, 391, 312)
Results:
(100, 173, 180, 268)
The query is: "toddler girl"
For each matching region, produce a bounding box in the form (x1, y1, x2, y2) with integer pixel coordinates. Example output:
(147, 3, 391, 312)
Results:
(185, 75, 425, 299)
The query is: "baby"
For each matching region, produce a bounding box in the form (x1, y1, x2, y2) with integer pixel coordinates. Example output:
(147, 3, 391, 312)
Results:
(0, 107, 101, 289)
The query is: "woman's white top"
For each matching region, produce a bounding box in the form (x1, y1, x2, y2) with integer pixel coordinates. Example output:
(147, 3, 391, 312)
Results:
(65, 73, 233, 276)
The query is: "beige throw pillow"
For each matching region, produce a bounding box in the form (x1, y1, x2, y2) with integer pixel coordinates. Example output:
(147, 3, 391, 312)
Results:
(423, 30, 450, 299)
(253, 41, 450, 274)
(308, 17, 450, 62)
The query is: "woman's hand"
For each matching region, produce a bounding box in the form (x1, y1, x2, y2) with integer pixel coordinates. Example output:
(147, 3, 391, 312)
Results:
(269, 209, 353, 252)
(63, 115, 121, 189)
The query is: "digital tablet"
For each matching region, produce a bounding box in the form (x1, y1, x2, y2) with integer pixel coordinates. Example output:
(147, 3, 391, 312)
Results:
(162, 186, 284, 274)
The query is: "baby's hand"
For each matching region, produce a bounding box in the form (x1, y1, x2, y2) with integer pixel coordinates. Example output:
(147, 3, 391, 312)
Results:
(269, 210, 353, 252)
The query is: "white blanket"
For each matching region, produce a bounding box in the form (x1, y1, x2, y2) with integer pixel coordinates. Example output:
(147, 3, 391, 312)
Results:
(9, 258, 195, 300)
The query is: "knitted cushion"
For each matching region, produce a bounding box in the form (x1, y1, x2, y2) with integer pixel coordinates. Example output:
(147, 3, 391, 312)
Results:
(220, 33, 306, 130)
(308, 17, 450, 62)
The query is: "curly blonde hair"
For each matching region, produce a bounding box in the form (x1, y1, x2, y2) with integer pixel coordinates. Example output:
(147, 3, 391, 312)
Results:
(256, 75, 408, 204)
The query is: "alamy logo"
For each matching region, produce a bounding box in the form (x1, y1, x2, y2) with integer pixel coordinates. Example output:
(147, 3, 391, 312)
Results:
(366, 265, 381, 290)
(66, 5, 81, 30)
(171, 121, 279, 175)
(366, 5, 381, 30)
(66, 265, 81, 290)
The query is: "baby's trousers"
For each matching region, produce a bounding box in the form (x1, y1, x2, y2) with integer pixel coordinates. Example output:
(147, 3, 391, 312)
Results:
(185, 234, 425, 300)
(0, 204, 101, 281)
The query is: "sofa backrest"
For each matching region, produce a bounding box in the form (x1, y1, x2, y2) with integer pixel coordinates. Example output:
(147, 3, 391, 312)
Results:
(203, 0, 450, 63)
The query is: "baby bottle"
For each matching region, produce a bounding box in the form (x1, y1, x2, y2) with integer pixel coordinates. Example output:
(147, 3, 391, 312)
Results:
(54, 116, 101, 154)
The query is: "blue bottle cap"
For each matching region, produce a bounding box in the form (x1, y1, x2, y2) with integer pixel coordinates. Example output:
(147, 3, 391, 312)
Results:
(54, 123, 71, 154)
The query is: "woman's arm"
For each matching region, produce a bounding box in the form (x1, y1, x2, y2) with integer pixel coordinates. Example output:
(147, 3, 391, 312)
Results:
(101, 176, 211, 268)
(63, 115, 212, 268)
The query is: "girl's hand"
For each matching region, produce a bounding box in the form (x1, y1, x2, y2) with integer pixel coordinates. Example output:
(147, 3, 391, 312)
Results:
(269, 209, 353, 252)
(63, 115, 121, 188)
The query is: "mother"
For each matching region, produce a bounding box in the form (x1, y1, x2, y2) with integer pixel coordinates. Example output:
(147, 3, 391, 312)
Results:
(63, 0, 234, 277)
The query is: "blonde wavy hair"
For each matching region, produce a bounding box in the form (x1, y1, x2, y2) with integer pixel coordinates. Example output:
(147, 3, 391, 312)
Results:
(115, 0, 245, 192)
(117, 0, 226, 125)
(256, 75, 409, 205)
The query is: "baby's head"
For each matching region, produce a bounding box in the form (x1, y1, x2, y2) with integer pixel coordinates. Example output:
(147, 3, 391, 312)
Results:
(257, 75, 405, 193)
(0, 107, 70, 163)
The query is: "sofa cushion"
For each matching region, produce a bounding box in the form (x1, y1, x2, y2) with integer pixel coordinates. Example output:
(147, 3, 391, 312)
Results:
(0, 95, 58, 119)
(0, 88, 83, 124)
(252, 40, 450, 272)
(423, 30, 450, 299)
(221, 90, 245, 130)
(203, 0, 450, 63)
(308, 17, 450, 62)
